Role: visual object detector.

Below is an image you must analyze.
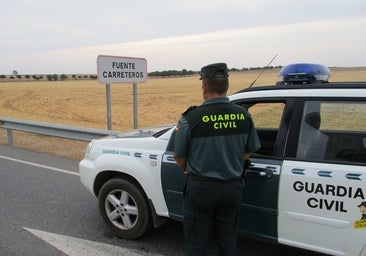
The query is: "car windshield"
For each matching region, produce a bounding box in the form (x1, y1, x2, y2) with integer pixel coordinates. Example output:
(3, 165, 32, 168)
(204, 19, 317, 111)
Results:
(153, 127, 174, 138)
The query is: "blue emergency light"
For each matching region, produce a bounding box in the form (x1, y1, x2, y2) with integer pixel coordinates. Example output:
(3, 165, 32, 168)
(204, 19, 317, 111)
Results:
(277, 63, 331, 85)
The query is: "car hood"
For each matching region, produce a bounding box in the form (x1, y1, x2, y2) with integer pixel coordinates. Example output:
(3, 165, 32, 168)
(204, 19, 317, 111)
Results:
(107, 124, 174, 139)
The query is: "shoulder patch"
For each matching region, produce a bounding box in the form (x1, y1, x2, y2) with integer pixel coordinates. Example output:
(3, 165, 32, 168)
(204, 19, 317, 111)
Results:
(182, 105, 197, 115)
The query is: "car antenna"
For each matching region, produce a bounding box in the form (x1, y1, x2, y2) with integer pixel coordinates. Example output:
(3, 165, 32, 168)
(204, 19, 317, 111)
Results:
(248, 54, 278, 88)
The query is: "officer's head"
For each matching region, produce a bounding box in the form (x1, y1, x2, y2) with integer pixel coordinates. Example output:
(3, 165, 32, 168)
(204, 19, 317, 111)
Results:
(200, 63, 229, 95)
(358, 202, 366, 208)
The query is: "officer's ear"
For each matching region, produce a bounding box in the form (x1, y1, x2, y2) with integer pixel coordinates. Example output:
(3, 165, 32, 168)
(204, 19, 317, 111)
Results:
(202, 82, 208, 94)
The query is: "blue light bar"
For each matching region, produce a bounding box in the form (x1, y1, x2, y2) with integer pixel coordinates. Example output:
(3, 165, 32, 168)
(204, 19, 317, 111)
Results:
(278, 63, 331, 85)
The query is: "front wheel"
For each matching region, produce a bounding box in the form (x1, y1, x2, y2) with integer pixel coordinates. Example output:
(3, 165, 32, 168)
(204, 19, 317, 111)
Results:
(98, 178, 152, 239)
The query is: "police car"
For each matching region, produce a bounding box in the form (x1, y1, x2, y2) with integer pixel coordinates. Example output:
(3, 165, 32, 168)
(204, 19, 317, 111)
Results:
(79, 64, 366, 256)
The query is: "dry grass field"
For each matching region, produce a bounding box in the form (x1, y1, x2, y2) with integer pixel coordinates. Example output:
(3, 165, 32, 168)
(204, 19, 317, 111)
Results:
(1, 67, 365, 160)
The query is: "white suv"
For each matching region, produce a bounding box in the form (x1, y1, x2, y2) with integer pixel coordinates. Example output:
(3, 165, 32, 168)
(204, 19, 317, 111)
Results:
(80, 79, 366, 256)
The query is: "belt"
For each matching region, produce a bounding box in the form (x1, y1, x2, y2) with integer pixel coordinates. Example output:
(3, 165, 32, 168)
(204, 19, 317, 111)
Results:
(189, 173, 241, 183)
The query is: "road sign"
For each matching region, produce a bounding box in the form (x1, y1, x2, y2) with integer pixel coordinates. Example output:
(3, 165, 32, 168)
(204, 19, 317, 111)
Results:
(97, 55, 147, 84)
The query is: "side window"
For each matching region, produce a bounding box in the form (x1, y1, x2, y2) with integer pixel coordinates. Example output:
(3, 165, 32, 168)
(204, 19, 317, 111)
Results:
(242, 102, 285, 157)
(296, 101, 366, 164)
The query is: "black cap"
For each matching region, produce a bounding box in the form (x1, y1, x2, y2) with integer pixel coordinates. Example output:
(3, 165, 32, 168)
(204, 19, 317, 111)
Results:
(200, 63, 229, 80)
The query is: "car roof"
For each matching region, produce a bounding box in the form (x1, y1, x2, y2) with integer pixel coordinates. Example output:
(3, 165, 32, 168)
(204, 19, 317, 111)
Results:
(229, 82, 366, 101)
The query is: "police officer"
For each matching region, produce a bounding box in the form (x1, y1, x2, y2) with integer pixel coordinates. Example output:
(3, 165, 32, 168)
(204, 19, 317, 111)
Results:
(172, 63, 261, 256)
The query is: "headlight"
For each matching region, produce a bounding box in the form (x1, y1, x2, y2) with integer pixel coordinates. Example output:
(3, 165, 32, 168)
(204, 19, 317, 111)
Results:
(84, 141, 95, 160)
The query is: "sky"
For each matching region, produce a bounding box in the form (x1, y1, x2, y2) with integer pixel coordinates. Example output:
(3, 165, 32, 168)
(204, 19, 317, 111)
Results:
(1, 0, 366, 74)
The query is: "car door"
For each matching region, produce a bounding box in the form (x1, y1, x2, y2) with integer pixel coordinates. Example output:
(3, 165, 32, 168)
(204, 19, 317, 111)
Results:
(234, 98, 294, 243)
(161, 129, 187, 221)
(161, 98, 295, 239)
(278, 98, 366, 256)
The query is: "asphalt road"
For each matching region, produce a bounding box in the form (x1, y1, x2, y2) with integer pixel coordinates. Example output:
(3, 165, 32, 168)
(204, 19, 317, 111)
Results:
(0, 144, 324, 256)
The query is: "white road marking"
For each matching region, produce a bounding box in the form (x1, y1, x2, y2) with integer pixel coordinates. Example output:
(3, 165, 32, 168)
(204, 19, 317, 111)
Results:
(0, 155, 79, 176)
(24, 227, 161, 256)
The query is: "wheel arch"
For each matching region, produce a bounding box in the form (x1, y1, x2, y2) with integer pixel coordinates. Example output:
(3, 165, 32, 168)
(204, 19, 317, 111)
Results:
(94, 170, 138, 197)
(94, 170, 167, 228)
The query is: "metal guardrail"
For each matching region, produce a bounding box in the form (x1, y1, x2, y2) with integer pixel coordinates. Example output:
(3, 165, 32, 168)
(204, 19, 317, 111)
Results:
(0, 117, 116, 145)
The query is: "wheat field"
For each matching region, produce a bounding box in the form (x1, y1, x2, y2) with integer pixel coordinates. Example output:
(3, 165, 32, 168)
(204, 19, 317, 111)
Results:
(0, 67, 365, 159)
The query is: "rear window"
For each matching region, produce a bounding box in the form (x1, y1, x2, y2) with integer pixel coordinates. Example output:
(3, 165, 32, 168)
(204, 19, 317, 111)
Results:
(296, 101, 366, 164)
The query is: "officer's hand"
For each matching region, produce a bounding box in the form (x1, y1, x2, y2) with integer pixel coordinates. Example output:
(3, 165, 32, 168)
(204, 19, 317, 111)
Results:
(244, 159, 251, 170)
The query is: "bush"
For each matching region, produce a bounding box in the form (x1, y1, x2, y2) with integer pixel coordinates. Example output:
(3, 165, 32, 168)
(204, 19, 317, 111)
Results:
(60, 74, 68, 80)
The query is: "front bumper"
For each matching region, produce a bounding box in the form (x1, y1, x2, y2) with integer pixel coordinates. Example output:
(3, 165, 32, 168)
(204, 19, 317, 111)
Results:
(79, 159, 98, 197)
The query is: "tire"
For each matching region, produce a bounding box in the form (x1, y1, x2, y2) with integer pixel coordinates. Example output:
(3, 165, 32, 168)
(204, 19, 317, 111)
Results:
(98, 178, 152, 239)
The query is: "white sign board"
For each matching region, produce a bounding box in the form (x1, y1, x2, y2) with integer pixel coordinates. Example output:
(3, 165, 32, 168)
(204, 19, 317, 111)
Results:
(97, 55, 147, 84)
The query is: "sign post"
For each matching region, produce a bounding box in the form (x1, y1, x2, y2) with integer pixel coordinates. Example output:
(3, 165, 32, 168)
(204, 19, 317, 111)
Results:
(105, 84, 112, 130)
(97, 55, 147, 130)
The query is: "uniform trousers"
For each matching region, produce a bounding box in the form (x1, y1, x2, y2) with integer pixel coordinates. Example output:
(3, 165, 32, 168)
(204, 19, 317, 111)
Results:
(183, 175, 243, 256)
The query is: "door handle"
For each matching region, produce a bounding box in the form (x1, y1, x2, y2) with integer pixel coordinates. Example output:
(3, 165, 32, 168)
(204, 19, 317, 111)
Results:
(245, 167, 273, 179)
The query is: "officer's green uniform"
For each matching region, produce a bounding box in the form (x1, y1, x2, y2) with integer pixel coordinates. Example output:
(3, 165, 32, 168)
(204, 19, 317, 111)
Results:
(173, 63, 261, 256)
(174, 97, 260, 179)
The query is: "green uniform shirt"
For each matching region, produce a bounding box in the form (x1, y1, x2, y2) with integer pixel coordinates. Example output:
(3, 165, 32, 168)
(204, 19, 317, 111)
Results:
(174, 97, 261, 180)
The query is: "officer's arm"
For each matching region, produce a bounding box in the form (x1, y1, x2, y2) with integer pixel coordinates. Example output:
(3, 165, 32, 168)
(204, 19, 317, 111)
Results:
(173, 117, 190, 172)
(244, 153, 251, 170)
(244, 152, 251, 160)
